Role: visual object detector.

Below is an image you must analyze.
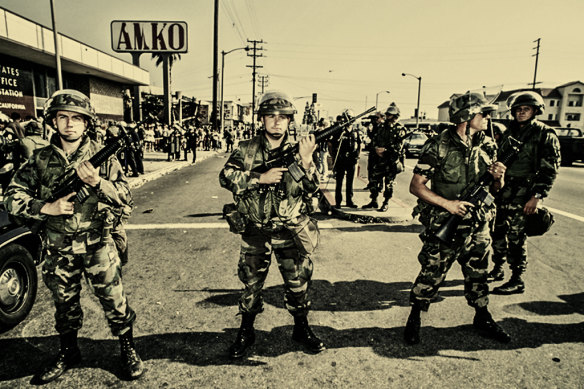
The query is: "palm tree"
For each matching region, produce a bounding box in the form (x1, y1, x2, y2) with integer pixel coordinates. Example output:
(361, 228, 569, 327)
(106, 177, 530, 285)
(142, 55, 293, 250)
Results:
(151, 53, 182, 125)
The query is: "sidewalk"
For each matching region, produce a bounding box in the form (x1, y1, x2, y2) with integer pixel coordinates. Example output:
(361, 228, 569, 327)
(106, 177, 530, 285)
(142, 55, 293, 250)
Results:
(319, 152, 413, 223)
(127, 149, 218, 189)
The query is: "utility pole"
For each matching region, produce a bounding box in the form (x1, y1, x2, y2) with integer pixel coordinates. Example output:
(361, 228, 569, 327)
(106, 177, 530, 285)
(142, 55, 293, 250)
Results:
(258, 75, 269, 94)
(532, 38, 541, 90)
(247, 39, 264, 134)
(49, 0, 63, 90)
(212, 0, 219, 131)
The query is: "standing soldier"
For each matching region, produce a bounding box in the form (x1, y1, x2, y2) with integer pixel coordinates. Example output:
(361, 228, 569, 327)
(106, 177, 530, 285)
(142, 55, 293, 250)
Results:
(328, 112, 361, 208)
(219, 91, 325, 358)
(4, 89, 144, 383)
(363, 111, 384, 192)
(404, 92, 511, 345)
(362, 103, 407, 212)
(490, 91, 561, 293)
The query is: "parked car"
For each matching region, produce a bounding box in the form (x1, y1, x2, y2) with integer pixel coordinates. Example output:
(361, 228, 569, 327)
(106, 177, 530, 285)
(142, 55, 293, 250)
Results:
(403, 132, 428, 158)
(0, 205, 42, 332)
(555, 127, 584, 166)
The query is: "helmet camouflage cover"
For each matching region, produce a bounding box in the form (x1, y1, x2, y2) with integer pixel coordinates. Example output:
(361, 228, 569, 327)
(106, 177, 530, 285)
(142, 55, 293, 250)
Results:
(507, 90, 545, 115)
(449, 92, 497, 124)
(44, 89, 96, 123)
(257, 91, 297, 119)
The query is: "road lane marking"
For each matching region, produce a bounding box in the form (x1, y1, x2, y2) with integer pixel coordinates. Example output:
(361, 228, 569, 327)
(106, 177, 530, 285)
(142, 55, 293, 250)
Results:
(126, 222, 336, 230)
(546, 207, 584, 223)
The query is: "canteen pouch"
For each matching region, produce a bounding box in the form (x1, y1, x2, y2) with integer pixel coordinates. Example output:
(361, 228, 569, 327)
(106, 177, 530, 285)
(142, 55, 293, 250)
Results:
(223, 203, 247, 234)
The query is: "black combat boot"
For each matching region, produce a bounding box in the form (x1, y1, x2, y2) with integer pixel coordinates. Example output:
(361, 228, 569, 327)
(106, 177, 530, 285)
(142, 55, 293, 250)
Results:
(292, 315, 325, 353)
(404, 304, 421, 345)
(492, 269, 525, 295)
(378, 200, 389, 212)
(33, 331, 81, 384)
(119, 327, 145, 380)
(473, 307, 512, 343)
(361, 199, 379, 209)
(229, 312, 256, 358)
(487, 264, 505, 282)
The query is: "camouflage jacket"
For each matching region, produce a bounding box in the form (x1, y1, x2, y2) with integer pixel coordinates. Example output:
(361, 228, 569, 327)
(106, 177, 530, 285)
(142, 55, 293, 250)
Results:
(413, 127, 498, 227)
(374, 121, 407, 162)
(219, 133, 319, 226)
(5, 135, 132, 242)
(497, 119, 560, 204)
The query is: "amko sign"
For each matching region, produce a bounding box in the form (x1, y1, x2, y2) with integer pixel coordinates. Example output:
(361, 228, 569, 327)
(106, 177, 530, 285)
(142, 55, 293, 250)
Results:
(111, 21, 188, 53)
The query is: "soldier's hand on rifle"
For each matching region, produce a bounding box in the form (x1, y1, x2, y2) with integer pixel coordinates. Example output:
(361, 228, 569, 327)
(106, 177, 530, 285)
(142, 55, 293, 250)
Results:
(298, 134, 316, 170)
(488, 162, 506, 181)
(40, 192, 77, 216)
(76, 161, 101, 187)
(445, 200, 474, 217)
(375, 146, 386, 157)
(259, 167, 288, 185)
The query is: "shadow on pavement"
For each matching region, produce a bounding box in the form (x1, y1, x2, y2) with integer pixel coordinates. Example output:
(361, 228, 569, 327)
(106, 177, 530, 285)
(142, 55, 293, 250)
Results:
(1, 318, 583, 382)
(514, 292, 584, 316)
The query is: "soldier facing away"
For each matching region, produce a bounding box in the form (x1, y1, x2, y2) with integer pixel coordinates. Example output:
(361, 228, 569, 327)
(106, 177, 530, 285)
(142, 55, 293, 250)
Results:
(490, 91, 561, 294)
(4, 89, 144, 383)
(404, 92, 511, 345)
(219, 91, 325, 358)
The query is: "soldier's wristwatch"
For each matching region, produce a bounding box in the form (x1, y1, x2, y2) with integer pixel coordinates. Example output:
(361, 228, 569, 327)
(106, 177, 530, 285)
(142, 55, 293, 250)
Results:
(533, 193, 543, 199)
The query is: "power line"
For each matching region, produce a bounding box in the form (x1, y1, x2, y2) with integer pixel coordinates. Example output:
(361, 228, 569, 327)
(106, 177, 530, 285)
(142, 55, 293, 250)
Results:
(247, 39, 264, 133)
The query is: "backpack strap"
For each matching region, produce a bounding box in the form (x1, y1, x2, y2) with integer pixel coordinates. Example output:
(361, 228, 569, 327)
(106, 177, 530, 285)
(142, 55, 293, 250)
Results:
(242, 136, 262, 171)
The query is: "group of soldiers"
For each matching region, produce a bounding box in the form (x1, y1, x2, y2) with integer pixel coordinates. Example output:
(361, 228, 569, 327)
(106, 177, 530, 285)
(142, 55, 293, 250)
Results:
(1, 86, 560, 384)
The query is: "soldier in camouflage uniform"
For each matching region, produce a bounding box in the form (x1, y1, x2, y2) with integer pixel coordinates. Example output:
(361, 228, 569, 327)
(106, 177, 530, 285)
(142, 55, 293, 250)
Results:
(362, 103, 407, 212)
(219, 91, 325, 358)
(404, 92, 511, 345)
(363, 111, 384, 191)
(490, 91, 561, 294)
(4, 90, 144, 383)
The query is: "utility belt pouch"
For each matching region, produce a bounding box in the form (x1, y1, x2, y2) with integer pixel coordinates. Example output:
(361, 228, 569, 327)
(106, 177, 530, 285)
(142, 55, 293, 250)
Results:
(223, 203, 248, 234)
(286, 215, 320, 255)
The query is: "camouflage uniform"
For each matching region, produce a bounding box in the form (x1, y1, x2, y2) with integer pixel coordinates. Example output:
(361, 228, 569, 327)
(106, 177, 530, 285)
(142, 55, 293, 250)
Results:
(5, 136, 135, 336)
(219, 133, 319, 316)
(491, 119, 561, 273)
(368, 121, 407, 202)
(410, 127, 498, 310)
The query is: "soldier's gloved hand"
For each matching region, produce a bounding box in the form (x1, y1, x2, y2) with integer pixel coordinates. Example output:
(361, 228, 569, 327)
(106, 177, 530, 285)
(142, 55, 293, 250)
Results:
(77, 161, 101, 187)
(298, 134, 316, 169)
(375, 146, 386, 157)
(488, 162, 507, 181)
(445, 200, 474, 217)
(40, 192, 76, 216)
(259, 167, 288, 184)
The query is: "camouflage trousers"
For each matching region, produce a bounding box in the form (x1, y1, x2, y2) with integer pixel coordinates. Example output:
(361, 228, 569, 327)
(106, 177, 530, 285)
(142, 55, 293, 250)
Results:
(41, 238, 136, 336)
(491, 203, 528, 272)
(410, 221, 491, 311)
(369, 170, 397, 201)
(238, 225, 314, 316)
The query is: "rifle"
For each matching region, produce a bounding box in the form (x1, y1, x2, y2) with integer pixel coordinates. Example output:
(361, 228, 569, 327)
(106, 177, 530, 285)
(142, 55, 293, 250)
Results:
(434, 132, 527, 245)
(46, 130, 131, 204)
(253, 106, 376, 182)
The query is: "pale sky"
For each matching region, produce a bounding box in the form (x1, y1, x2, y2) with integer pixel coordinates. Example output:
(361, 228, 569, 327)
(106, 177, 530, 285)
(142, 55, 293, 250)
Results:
(2, 0, 583, 120)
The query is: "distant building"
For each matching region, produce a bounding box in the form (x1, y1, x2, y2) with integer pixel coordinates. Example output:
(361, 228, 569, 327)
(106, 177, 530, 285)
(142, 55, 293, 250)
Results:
(437, 81, 584, 128)
(0, 7, 149, 121)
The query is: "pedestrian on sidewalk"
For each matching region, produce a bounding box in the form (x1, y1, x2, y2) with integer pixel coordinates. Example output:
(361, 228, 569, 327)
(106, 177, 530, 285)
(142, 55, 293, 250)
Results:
(219, 91, 325, 358)
(404, 92, 511, 346)
(4, 89, 144, 383)
(489, 91, 561, 293)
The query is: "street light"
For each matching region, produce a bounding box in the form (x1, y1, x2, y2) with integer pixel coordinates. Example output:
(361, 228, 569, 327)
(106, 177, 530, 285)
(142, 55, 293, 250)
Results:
(221, 46, 249, 133)
(375, 90, 390, 109)
(402, 72, 422, 130)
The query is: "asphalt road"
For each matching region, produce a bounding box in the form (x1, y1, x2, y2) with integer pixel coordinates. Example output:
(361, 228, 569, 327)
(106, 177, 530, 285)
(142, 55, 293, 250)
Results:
(1, 153, 583, 388)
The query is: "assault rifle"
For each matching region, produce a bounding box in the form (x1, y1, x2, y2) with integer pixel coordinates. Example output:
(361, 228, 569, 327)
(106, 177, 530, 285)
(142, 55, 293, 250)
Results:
(434, 132, 528, 245)
(253, 106, 376, 182)
(47, 130, 131, 204)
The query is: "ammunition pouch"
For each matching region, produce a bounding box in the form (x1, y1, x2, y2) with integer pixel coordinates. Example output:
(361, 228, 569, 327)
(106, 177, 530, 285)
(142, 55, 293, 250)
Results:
(285, 215, 320, 256)
(525, 206, 554, 237)
(223, 202, 248, 234)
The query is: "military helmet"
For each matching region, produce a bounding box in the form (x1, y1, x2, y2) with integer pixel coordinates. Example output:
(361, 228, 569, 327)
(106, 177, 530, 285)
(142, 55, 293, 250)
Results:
(44, 89, 96, 123)
(525, 206, 555, 236)
(257, 91, 296, 119)
(507, 91, 545, 115)
(385, 102, 400, 116)
(449, 92, 497, 124)
(0, 111, 10, 125)
(25, 120, 43, 136)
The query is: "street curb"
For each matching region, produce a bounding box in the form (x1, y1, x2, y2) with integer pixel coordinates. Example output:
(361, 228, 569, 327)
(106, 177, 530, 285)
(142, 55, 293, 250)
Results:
(128, 152, 218, 190)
